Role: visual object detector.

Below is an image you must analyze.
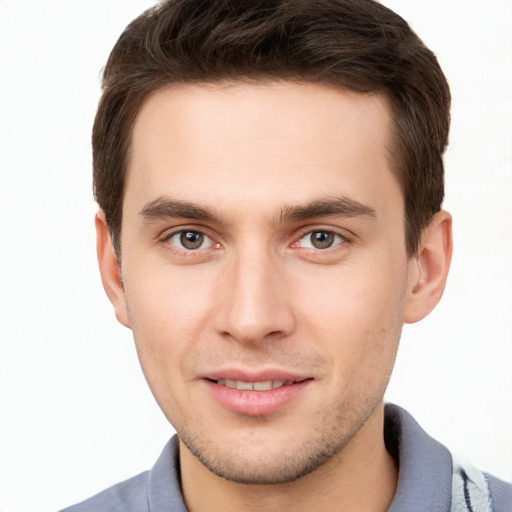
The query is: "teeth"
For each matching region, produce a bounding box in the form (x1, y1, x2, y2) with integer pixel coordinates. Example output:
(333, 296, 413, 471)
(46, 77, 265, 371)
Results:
(253, 381, 272, 391)
(236, 381, 254, 390)
(215, 379, 291, 391)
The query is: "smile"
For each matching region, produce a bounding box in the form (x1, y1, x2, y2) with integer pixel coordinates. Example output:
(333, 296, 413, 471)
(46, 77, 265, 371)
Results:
(206, 377, 312, 415)
(215, 379, 295, 391)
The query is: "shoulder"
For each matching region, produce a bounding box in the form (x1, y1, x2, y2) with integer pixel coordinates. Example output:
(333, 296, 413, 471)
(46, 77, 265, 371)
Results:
(486, 473, 512, 512)
(59, 471, 150, 512)
(59, 436, 186, 512)
(451, 455, 512, 512)
(384, 404, 512, 512)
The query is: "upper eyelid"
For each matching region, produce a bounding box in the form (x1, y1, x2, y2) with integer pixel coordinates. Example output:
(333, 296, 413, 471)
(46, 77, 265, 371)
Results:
(157, 225, 354, 248)
(173, 233, 212, 251)
(160, 225, 216, 240)
(296, 230, 346, 248)
(159, 227, 218, 251)
(294, 225, 354, 241)
(299, 229, 345, 239)
(160, 229, 220, 257)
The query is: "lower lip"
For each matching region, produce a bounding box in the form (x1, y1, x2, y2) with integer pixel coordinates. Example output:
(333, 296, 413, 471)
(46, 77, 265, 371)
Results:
(204, 379, 312, 416)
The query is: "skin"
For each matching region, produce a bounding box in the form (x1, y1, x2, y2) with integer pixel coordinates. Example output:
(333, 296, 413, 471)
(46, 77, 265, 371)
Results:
(97, 82, 452, 512)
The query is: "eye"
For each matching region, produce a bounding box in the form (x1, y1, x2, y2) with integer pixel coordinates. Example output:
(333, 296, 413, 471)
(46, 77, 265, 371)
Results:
(168, 230, 212, 250)
(298, 230, 345, 249)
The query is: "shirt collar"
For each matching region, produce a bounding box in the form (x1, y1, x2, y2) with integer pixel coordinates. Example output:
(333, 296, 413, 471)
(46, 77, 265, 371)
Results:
(386, 403, 452, 512)
(147, 404, 453, 512)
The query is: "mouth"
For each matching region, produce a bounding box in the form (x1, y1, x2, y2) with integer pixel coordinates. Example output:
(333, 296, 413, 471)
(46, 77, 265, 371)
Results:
(203, 374, 313, 416)
(211, 379, 301, 391)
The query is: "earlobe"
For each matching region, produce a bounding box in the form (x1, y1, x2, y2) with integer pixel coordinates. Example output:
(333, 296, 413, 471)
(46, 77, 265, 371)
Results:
(404, 210, 453, 324)
(95, 211, 130, 328)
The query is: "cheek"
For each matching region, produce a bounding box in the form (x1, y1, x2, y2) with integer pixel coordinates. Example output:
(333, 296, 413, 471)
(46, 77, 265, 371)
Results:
(297, 258, 406, 325)
(294, 259, 407, 375)
(123, 275, 207, 427)
(125, 260, 215, 331)
(122, 265, 216, 387)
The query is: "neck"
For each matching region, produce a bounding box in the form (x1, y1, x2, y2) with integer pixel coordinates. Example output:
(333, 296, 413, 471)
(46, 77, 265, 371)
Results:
(179, 404, 398, 512)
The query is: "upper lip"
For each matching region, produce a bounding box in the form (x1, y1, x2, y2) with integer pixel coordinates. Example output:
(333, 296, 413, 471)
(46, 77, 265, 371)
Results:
(201, 368, 311, 383)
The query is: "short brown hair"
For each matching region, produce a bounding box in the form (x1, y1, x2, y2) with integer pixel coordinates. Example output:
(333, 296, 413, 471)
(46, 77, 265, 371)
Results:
(93, 0, 450, 256)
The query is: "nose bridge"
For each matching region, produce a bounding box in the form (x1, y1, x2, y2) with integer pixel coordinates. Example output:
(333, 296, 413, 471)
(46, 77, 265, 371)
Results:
(214, 242, 295, 343)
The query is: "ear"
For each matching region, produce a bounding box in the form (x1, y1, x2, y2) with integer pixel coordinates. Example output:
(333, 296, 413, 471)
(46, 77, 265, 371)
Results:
(95, 211, 130, 328)
(403, 210, 453, 324)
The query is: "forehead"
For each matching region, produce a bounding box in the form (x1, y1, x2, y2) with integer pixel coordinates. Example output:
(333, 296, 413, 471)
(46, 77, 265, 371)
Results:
(126, 81, 400, 220)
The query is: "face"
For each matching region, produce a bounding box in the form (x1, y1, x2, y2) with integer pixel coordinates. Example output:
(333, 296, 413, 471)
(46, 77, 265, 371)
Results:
(108, 82, 419, 484)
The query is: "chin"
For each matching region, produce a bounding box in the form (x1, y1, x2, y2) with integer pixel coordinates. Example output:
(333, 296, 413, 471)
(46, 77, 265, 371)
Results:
(183, 435, 347, 484)
(177, 408, 367, 485)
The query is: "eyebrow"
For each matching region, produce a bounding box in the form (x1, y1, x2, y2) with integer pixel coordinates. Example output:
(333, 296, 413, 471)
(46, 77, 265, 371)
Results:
(139, 195, 377, 224)
(139, 197, 222, 223)
(280, 197, 377, 222)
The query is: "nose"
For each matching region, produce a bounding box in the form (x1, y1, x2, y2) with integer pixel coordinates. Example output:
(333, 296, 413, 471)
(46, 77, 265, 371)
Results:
(213, 247, 296, 344)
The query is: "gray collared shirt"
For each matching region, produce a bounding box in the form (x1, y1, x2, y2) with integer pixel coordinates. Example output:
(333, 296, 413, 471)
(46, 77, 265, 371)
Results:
(60, 404, 512, 512)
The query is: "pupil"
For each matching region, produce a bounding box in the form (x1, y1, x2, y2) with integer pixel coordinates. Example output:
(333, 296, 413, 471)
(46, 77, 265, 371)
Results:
(180, 231, 204, 249)
(312, 231, 334, 249)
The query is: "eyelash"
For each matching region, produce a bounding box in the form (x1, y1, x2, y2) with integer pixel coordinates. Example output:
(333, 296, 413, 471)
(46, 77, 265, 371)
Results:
(161, 228, 219, 255)
(159, 226, 352, 257)
(292, 227, 351, 252)
(297, 231, 344, 249)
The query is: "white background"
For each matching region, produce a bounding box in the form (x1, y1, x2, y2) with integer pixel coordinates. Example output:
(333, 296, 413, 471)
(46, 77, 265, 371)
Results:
(0, 1, 511, 511)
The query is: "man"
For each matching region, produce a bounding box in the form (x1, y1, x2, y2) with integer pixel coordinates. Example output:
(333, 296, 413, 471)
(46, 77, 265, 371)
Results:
(61, 0, 512, 511)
